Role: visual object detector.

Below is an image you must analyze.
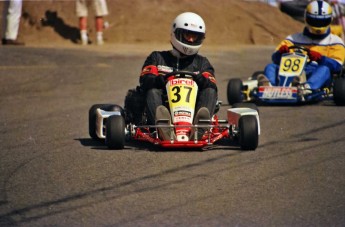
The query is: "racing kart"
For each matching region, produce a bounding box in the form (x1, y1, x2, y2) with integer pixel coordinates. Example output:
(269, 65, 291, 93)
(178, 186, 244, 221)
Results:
(227, 45, 345, 105)
(89, 71, 260, 151)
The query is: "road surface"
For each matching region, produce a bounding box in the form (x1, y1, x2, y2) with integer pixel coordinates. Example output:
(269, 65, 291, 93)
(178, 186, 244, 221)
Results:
(0, 45, 344, 226)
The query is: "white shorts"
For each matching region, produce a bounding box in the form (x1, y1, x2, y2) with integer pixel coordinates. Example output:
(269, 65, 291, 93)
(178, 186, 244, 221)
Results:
(76, 0, 108, 17)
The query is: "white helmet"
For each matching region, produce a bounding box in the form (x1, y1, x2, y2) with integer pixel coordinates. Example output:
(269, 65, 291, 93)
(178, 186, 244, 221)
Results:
(305, 0, 333, 35)
(171, 12, 206, 56)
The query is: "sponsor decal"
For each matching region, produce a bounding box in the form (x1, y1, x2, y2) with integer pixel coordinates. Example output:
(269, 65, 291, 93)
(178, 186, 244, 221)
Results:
(157, 65, 173, 72)
(259, 86, 297, 99)
(174, 110, 191, 117)
(173, 116, 192, 124)
(169, 79, 194, 86)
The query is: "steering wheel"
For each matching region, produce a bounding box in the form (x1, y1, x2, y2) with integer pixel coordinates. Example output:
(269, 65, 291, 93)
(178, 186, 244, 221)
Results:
(163, 71, 197, 81)
(288, 45, 310, 55)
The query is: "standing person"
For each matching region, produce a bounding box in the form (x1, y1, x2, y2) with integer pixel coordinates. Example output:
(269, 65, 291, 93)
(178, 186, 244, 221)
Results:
(2, 0, 24, 45)
(260, 0, 345, 95)
(75, 0, 108, 45)
(139, 12, 218, 140)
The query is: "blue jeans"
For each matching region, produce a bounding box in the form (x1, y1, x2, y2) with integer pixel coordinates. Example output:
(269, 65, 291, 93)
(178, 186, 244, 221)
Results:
(264, 63, 331, 90)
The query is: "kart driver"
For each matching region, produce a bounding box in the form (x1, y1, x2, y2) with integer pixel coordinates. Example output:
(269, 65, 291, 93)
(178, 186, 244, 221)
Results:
(260, 0, 345, 95)
(139, 12, 218, 140)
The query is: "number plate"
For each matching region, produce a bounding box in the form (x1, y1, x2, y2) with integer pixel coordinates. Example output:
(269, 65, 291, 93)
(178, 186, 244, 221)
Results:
(279, 53, 307, 77)
(167, 78, 198, 124)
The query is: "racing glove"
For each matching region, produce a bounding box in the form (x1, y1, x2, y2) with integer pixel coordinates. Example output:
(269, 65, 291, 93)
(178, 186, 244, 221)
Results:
(140, 75, 156, 91)
(308, 50, 322, 62)
(278, 45, 289, 54)
(140, 65, 159, 91)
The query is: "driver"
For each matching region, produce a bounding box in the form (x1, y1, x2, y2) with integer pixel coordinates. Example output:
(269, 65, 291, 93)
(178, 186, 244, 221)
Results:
(139, 12, 217, 140)
(260, 0, 345, 94)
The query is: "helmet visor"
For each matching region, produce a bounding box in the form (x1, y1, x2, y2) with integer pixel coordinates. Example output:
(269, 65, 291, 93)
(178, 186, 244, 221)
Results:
(174, 28, 205, 46)
(306, 13, 332, 28)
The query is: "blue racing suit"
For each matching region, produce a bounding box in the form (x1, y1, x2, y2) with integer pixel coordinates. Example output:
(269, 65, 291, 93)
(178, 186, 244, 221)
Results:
(264, 28, 345, 90)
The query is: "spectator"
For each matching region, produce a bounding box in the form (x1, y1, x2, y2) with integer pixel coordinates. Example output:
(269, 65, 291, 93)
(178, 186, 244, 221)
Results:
(75, 0, 108, 45)
(2, 0, 24, 45)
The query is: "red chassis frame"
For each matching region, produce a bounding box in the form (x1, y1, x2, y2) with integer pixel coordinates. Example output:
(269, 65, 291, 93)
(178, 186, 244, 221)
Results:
(131, 115, 230, 148)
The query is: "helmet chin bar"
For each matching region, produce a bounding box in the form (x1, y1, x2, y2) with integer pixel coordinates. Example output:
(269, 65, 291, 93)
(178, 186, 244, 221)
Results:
(170, 38, 200, 56)
(171, 46, 198, 58)
(308, 25, 329, 35)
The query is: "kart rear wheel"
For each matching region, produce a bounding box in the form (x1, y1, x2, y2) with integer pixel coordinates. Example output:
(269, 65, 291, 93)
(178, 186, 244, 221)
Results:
(239, 115, 258, 150)
(106, 115, 125, 149)
(89, 104, 113, 140)
(334, 77, 345, 106)
(232, 102, 259, 113)
(227, 78, 243, 105)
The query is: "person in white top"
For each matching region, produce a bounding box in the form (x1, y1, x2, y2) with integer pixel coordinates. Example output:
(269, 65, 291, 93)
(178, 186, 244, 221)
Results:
(2, 0, 24, 45)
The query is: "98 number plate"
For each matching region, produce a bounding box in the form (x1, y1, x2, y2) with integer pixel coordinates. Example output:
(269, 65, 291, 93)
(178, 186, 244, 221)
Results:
(279, 54, 307, 76)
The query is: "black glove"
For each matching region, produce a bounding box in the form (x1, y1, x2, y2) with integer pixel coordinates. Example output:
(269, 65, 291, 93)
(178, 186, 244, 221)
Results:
(194, 73, 208, 89)
(140, 75, 156, 91)
(155, 75, 166, 89)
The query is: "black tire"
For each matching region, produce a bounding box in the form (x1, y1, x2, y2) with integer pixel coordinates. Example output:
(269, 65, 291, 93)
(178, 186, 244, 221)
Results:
(334, 77, 345, 106)
(89, 104, 124, 140)
(227, 78, 243, 105)
(232, 102, 259, 113)
(341, 65, 345, 78)
(89, 104, 112, 140)
(239, 115, 259, 151)
(106, 115, 126, 149)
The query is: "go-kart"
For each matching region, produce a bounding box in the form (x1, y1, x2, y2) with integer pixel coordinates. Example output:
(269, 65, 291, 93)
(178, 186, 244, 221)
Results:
(227, 45, 345, 105)
(89, 71, 260, 151)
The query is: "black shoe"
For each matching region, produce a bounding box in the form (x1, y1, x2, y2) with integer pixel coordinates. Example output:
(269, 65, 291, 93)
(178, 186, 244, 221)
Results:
(2, 39, 25, 45)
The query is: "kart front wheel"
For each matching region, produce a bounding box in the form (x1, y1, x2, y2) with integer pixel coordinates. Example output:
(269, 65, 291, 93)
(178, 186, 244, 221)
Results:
(239, 115, 258, 150)
(89, 104, 113, 140)
(227, 78, 243, 105)
(106, 115, 126, 149)
(333, 77, 345, 106)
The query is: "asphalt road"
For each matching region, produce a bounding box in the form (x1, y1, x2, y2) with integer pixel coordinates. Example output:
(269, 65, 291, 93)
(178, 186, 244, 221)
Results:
(0, 45, 344, 226)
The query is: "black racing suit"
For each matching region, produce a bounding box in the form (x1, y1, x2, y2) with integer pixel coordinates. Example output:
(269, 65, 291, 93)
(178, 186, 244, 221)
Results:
(139, 50, 218, 125)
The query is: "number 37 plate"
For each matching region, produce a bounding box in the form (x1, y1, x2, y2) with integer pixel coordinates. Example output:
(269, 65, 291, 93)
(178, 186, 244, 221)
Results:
(279, 53, 307, 77)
